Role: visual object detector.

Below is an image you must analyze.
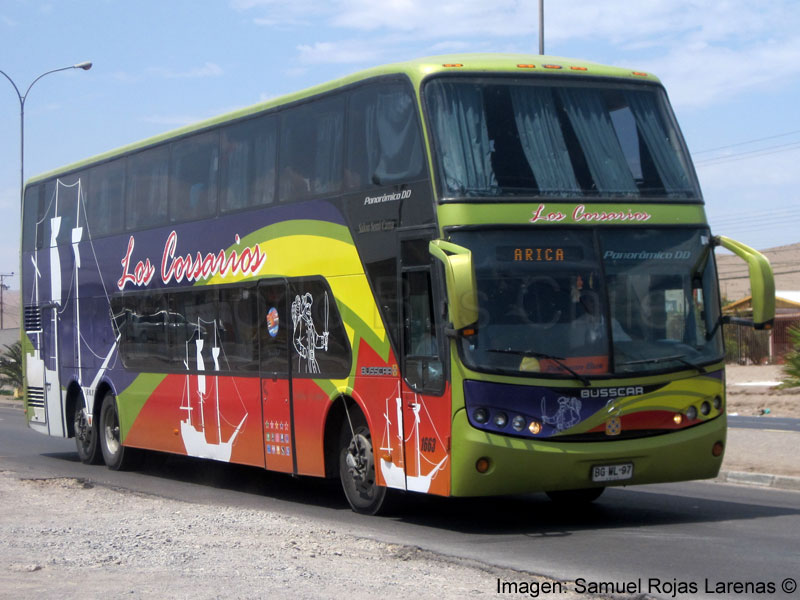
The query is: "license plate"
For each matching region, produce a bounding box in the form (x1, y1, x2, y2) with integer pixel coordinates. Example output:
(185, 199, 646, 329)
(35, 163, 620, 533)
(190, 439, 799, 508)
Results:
(592, 462, 634, 482)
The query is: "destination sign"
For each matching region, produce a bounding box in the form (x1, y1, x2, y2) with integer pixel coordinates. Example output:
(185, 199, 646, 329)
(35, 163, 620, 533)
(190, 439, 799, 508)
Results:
(496, 246, 583, 262)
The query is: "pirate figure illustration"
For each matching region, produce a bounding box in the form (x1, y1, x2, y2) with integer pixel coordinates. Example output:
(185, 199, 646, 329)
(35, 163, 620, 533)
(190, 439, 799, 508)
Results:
(291, 292, 329, 374)
(541, 395, 582, 432)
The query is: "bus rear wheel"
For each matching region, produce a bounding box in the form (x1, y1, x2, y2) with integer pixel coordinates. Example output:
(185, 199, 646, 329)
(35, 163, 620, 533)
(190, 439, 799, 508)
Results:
(545, 487, 605, 504)
(99, 391, 140, 471)
(74, 402, 102, 465)
(339, 412, 386, 515)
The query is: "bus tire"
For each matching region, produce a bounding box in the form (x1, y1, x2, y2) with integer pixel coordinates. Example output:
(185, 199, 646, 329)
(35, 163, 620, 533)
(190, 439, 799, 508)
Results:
(545, 487, 605, 504)
(73, 401, 102, 465)
(99, 391, 140, 471)
(339, 411, 386, 515)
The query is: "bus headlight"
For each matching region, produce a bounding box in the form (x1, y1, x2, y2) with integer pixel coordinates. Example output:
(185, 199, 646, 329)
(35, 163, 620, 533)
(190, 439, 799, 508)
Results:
(512, 415, 526, 431)
(493, 412, 508, 428)
(700, 401, 711, 416)
(685, 406, 698, 421)
(473, 408, 489, 424)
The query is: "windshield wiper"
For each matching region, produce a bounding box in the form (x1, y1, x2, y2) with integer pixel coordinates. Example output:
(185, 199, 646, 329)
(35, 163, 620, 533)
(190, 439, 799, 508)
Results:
(488, 348, 591, 386)
(620, 354, 706, 374)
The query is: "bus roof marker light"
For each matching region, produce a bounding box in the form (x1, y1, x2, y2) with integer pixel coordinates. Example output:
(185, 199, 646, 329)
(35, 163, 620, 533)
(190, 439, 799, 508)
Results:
(543, 64, 562, 70)
(570, 66, 588, 71)
(442, 63, 463, 68)
(632, 71, 648, 77)
(517, 64, 536, 69)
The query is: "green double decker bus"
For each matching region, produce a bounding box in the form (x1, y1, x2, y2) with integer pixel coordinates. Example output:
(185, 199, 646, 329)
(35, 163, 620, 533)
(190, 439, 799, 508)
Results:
(22, 54, 774, 514)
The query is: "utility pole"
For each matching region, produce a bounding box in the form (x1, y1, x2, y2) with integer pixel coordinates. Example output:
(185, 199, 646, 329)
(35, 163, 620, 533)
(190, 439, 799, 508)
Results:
(539, 0, 545, 55)
(0, 273, 13, 330)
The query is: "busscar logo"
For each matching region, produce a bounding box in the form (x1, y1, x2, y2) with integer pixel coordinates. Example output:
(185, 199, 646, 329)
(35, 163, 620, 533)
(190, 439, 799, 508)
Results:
(581, 386, 644, 400)
(360, 365, 399, 377)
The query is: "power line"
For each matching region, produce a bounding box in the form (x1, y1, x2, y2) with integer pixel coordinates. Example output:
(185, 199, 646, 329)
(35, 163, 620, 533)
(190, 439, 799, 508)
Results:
(694, 141, 800, 167)
(692, 129, 800, 155)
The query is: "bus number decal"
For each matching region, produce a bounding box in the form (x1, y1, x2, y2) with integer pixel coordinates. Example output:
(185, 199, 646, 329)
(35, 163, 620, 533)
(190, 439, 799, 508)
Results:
(421, 437, 436, 453)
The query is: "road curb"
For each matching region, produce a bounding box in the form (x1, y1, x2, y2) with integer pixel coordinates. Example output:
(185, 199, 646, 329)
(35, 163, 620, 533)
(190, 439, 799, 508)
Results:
(0, 399, 23, 410)
(716, 470, 800, 492)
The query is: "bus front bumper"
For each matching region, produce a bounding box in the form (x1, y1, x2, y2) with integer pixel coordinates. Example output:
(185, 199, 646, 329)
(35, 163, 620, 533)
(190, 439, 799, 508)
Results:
(449, 409, 726, 497)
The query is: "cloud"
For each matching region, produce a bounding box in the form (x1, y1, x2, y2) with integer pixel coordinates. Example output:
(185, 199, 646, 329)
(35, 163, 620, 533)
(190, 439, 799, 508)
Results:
(296, 41, 385, 65)
(232, 0, 800, 110)
(146, 62, 224, 80)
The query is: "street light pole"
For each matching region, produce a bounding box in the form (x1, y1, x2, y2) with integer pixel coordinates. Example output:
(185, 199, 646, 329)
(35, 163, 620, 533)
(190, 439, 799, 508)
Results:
(0, 61, 92, 208)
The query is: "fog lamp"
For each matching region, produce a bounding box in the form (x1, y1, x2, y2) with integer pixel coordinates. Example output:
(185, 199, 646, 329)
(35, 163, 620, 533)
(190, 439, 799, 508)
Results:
(476, 457, 491, 473)
(473, 408, 489, 424)
(712, 441, 724, 457)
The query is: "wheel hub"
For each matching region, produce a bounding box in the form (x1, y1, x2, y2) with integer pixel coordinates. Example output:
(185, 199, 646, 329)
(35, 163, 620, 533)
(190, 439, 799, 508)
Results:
(346, 433, 373, 486)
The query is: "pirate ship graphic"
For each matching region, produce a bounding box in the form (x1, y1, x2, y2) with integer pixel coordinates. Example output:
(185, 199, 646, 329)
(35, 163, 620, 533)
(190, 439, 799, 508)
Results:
(179, 319, 247, 462)
(379, 383, 448, 493)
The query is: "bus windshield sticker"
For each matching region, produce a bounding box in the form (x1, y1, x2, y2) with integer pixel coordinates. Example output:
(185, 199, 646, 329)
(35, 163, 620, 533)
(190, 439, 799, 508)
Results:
(267, 307, 280, 338)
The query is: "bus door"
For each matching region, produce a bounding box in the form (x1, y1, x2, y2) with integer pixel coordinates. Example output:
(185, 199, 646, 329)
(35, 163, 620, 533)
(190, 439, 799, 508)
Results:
(258, 279, 295, 473)
(399, 237, 449, 495)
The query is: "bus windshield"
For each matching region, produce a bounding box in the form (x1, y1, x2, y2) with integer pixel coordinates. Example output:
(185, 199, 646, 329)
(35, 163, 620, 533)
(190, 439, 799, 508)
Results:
(450, 228, 723, 377)
(424, 77, 699, 201)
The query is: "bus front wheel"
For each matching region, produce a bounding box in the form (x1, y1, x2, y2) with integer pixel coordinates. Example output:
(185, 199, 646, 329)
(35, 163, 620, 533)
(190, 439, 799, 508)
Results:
(99, 392, 140, 471)
(338, 412, 386, 515)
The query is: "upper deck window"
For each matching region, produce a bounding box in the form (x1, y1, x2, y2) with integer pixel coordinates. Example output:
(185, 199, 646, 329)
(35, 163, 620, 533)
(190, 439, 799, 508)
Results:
(424, 77, 699, 201)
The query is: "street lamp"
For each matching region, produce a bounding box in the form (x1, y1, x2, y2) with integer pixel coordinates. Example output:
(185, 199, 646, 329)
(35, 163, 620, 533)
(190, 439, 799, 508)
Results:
(0, 61, 93, 207)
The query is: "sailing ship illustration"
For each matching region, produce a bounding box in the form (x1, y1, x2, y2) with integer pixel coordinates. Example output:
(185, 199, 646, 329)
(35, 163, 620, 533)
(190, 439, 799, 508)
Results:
(179, 321, 247, 462)
(379, 383, 447, 493)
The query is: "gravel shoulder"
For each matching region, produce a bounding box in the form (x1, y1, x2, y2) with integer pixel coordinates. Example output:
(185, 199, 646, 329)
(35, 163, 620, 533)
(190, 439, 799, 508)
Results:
(0, 471, 603, 600)
(724, 364, 800, 418)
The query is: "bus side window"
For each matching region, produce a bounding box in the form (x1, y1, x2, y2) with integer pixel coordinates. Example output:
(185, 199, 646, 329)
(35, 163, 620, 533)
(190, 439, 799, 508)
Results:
(86, 158, 125, 237)
(346, 81, 424, 190)
(278, 96, 344, 203)
(170, 131, 219, 222)
(126, 146, 169, 231)
(220, 115, 277, 212)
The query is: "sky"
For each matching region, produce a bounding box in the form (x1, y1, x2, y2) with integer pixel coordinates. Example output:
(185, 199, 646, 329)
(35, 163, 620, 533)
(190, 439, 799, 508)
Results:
(1, 0, 799, 291)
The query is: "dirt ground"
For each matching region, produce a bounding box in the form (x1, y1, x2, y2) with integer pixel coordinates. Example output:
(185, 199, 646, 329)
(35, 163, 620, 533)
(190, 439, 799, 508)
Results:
(0, 472, 606, 600)
(724, 364, 800, 419)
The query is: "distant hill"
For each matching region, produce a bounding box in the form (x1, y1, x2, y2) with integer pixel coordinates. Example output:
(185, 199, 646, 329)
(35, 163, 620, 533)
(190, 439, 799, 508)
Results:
(716, 242, 800, 301)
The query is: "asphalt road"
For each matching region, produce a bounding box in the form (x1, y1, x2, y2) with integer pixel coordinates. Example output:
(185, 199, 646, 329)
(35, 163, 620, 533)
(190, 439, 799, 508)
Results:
(2, 405, 799, 600)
